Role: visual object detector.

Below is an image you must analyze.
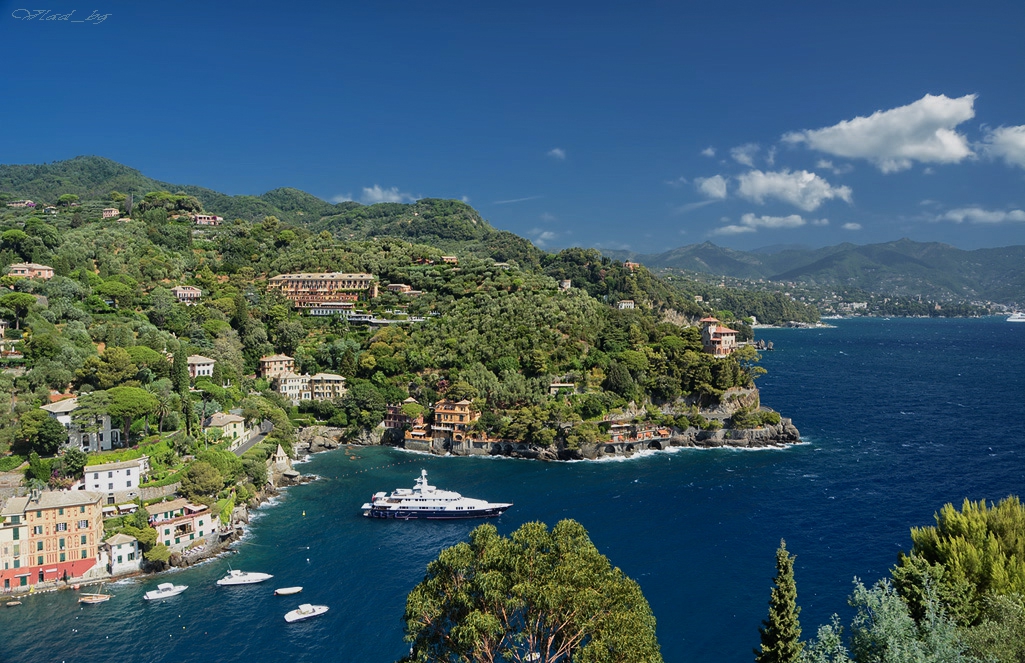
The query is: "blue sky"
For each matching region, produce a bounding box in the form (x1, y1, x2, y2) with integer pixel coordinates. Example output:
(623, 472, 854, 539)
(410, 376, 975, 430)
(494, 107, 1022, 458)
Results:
(2, 0, 1024, 253)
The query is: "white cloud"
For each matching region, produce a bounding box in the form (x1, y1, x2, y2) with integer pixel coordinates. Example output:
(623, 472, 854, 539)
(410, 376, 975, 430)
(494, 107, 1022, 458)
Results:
(766, 146, 777, 166)
(731, 143, 759, 167)
(331, 193, 353, 203)
(783, 93, 977, 173)
(461, 195, 471, 203)
(674, 200, 719, 214)
(528, 228, 559, 247)
(712, 213, 820, 235)
(695, 175, 728, 199)
(361, 185, 415, 204)
(736, 169, 852, 211)
(842, 222, 862, 230)
(982, 125, 1025, 169)
(938, 207, 1025, 224)
(540, 212, 557, 222)
(701, 147, 716, 157)
(547, 148, 566, 160)
(816, 159, 853, 175)
(667, 175, 688, 188)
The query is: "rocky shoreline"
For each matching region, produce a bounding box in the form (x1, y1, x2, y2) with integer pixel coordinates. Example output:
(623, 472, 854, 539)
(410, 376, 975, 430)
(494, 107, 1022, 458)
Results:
(295, 417, 801, 462)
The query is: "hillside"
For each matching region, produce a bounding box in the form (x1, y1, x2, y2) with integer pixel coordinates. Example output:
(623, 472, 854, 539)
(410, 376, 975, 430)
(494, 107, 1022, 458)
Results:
(606, 239, 1025, 306)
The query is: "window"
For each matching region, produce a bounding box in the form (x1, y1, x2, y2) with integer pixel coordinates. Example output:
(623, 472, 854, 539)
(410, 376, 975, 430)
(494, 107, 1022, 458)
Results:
(37, 556, 43, 565)
(164, 528, 170, 535)
(32, 526, 42, 535)
(58, 508, 64, 516)
(108, 472, 113, 478)
(55, 523, 67, 532)
(128, 552, 135, 561)
(59, 552, 65, 562)
(12, 545, 18, 556)
(10, 515, 19, 524)
(127, 480, 132, 487)
(13, 559, 19, 569)
(78, 520, 88, 529)
(93, 473, 98, 480)
(59, 538, 65, 549)
(117, 555, 122, 564)
(36, 541, 42, 552)
(126, 469, 131, 476)
(81, 550, 87, 559)
(80, 506, 85, 513)
(108, 483, 113, 490)
(12, 528, 18, 541)
(35, 511, 41, 518)
(80, 535, 87, 545)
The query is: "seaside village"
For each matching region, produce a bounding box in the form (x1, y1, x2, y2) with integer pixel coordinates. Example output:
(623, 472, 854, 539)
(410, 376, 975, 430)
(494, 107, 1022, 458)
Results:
(0, 219, 742, 596)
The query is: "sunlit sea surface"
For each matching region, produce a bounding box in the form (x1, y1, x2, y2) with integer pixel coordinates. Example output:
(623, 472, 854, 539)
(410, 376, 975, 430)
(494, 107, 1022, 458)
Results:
(2, 317, 1022, 663)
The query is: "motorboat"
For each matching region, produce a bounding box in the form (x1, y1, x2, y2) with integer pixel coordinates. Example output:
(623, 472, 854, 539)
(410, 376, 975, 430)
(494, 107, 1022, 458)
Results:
(216, 569, 274, 586)
(284, 603, 329, 623)
(143, 582, 188, 600)
(1007, 312, 1025, 322)
(274, 586, 303, 596)
(361, 469, 512, 520)
(79, 591, 112, 604)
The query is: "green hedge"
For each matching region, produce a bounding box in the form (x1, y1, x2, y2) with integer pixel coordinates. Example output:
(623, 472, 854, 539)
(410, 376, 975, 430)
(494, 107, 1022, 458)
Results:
(0, 455, 25, 472)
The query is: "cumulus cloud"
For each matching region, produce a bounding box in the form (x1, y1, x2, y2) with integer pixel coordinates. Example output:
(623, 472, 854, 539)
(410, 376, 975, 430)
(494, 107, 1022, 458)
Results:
(783, 94, 977, 173)
(731, 143, 759, 167)
(842, 222, 862, 230)
(361, 185, 415, 204)
(938, 207, 1025, 224)
(982, 125, 1025, 169)
(547, 148, 567, 160)
(331, 193, 353, 203)
(695, 175, 728, 199)
(712, 213, 820, 235)
(736, 169, 852, 211)
(701, 146, 716, 157)
(528, 228, 559, 247)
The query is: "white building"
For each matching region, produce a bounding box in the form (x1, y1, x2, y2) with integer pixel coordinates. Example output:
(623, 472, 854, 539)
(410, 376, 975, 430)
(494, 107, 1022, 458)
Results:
(203, 413, 248, 450)
(102, 533, 141, 576)
(40, 398, 121, 452)
(146, 499, 218, 553)
(187, 355, 215, 380)
(72, 456, 150, 505)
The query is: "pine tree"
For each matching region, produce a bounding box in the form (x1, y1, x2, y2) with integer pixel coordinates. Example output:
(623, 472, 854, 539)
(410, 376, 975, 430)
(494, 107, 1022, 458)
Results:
(756, 539, 803, 663)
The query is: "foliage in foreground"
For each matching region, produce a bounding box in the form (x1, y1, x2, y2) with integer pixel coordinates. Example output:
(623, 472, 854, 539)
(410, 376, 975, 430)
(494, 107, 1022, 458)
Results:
(400, 519, 662, 663)
(756, 539, 803, 663)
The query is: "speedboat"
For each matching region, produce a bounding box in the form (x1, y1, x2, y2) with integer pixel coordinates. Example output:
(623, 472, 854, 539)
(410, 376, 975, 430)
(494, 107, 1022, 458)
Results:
(1007, 312, 1025, 322)
(216, 569, 274, 586)
(143, 582, 187, 600)
(275, 586, 303, 596)
(285, 603, 329, 623)
(361, 469, 512, 519)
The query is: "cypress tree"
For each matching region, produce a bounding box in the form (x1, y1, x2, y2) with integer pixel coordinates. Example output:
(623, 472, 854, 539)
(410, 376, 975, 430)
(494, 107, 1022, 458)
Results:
(172, 347, 189, 395)
(755, 539, 803, 663)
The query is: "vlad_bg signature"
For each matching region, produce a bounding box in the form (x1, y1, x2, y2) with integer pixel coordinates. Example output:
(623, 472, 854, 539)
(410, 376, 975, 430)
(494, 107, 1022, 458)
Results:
(11, 9, 111, 24)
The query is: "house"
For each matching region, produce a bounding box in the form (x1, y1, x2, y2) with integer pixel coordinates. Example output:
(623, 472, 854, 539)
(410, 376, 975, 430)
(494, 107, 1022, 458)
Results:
(548, 382, 577, 396)
(192, 214, 223, 226)
(386, 283, 413, 294)
(308, 373, 346, 401)
(441, 256, 458, 265)
(203, 412, 248, 449)
(101, 208, 120, 219)
(617, 300, 635, 310)
(267, 272, 379, 308)
(170, 285, 202, 305)
(5, 200, 35, 208)
(258, 354, 294, 380)
(187, 355, 215, 379)
(102, 533, 141, 576)
(146, 498, 218, 553)
(699, 317, 738, 357)
(558, 279, 572, 291)
(384, 397, 422, 429)
(0, 490, 105, 591)
(40, 398, 121, 452)
(624, 261, 640, 272)
(431, 399, 479, 442)
(275, 372, 310, 405)
(7, 262, 54, 280)
(72, 456, 150, 505)
(43, 206, 57, 215)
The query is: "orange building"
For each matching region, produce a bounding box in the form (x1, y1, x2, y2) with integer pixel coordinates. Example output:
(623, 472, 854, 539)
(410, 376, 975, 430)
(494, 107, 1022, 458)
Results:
(431, 399, 479, 442)
(259, 353, 295, 379)
(699, 317, 738, 357)
(0, 490, 104, 590)
(267, 272, 378, 308)
(7, 262, 54, 280)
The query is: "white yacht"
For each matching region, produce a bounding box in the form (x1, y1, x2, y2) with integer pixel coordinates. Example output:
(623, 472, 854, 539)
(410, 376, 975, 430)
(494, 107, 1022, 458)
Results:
(1007, 312, 1025, 322)
(216, 569, 274, 586)
(143, 582, 188, 600)
(285, 603, 329, 623)
(361, 469, 512, 520)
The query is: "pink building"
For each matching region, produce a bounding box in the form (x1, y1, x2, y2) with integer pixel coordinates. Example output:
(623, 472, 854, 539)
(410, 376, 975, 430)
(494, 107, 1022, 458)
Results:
(699, 317, 738, 358)
(171, 285, 202, 304)
(101, 208, 120, 219)
(7, 262, 54, 280)
(192, 214, 223, 226)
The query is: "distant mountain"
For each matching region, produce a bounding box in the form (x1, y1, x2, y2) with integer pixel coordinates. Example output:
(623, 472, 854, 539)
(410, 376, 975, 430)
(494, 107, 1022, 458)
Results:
(605, 239, 1025, 305)
(0, 156, 544, 266)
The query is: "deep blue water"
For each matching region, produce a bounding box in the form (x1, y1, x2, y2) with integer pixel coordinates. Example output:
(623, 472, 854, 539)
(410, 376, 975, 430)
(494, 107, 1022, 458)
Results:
(2, 317, 1023, 663)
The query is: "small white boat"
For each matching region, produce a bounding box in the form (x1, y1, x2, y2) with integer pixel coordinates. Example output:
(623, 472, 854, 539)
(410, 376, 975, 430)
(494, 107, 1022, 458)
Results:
(79, 593, 112, 604)
(143, 582, 188, 600)
(216, 569, 274, 586)
(4, 601, 22, 607)
(285, 603, 329, 623)
(274, 586, 303, 596)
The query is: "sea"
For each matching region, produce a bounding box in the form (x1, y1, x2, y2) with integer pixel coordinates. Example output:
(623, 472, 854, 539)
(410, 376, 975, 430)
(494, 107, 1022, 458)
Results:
(1, 317, 1022, 663)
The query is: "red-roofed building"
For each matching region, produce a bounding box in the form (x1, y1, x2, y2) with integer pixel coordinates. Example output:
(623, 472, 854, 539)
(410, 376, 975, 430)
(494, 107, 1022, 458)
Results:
(700, 317, 739, 357)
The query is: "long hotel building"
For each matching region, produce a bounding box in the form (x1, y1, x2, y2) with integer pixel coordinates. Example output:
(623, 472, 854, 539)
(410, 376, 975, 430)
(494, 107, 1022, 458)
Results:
(267, 272, 378, 308)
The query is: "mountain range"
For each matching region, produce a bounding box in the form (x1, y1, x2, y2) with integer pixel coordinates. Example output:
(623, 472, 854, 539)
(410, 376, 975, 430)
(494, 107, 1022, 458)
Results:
(2, 156, 1023, 306)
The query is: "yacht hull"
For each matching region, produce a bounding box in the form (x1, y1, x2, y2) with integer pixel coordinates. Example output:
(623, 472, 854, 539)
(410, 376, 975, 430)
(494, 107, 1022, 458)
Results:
(364, 506, 510, 520)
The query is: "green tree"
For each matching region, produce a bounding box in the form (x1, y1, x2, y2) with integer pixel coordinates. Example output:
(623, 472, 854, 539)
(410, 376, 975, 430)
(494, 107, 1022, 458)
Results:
(756, 539, 803, 663)
(14, 409, 67, 456)
(0, 292, 37, 329)
(57, 193, 80, 207)
(401, 519, 663, 663)
(180, 460, 224, 499)
(107, 386, 158, 445)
